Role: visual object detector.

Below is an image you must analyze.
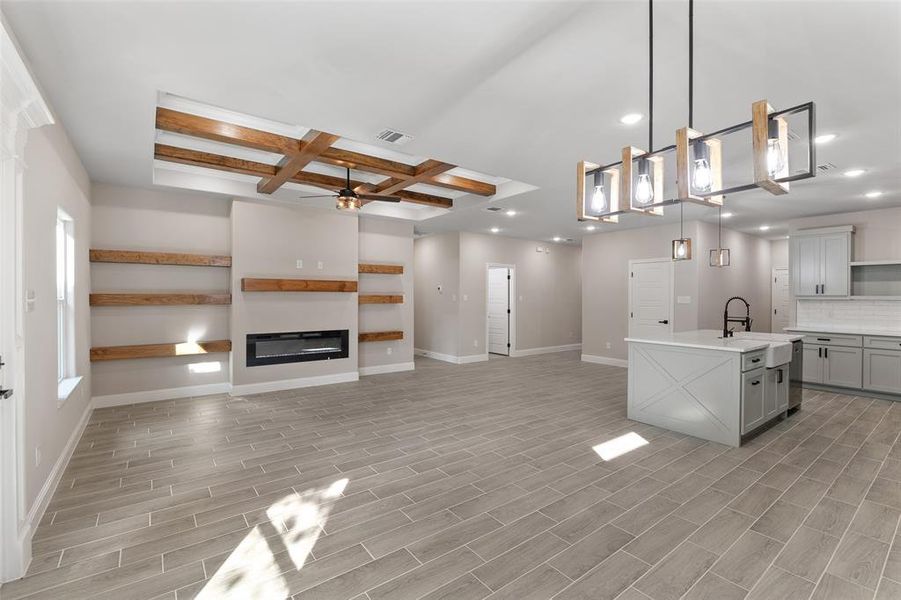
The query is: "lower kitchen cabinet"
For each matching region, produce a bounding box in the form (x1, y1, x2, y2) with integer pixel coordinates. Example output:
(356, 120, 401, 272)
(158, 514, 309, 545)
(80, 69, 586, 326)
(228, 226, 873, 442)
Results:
(765, 365, 789, 418)
(823, 346, 862, 388)
(803, 344, 824, 383)
(741, 367, 766, 434)
(863, 348, 901, 394)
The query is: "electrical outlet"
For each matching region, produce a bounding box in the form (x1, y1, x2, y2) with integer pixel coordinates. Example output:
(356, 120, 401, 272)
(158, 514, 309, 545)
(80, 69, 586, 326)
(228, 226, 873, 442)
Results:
(463, 294, 468, 302)
(296, 259, 304, 269)
(34, 446, 41, 468)
(473, 339, 479, 348)
(606, 342, 612, 350)
(677, 296, 691, 304)
(317, 261, 324, 270)
(386, 347, 392, 356)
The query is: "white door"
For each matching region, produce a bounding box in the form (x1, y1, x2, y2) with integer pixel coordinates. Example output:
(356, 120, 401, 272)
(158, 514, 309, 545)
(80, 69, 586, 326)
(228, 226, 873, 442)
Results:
(487, 267, 510, 355)
(771, 267, 790, 333)
(628, 259, 673, 338)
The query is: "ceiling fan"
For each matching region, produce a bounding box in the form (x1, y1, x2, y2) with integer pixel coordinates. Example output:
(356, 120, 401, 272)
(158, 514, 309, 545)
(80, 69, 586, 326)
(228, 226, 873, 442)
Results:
(297, 167, 402, 211)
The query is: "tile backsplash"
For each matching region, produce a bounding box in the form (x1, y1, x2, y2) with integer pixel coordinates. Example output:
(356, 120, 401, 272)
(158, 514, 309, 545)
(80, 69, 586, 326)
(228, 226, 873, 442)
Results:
(797, 299, 901, 332)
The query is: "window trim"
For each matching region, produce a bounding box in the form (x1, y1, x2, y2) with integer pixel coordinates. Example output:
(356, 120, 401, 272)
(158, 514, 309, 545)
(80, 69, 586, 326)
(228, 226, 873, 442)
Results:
(56, 209, 75, 385)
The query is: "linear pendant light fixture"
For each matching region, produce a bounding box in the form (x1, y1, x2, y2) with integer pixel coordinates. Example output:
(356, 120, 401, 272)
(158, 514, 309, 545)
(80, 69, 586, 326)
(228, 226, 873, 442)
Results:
(577, 0, 817, 224)
(709, 205, 731, 267)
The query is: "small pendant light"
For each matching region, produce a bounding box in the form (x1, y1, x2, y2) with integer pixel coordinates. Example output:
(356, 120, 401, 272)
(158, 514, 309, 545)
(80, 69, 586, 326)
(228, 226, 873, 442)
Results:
(672, 201, 692, 261)
(709, 205, 731, 267)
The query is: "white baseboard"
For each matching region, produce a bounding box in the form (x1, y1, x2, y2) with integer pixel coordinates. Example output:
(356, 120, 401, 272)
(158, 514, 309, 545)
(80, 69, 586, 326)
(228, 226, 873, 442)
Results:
(510, 343, 582, 358)
(413, 349, 489, 365)
(230, 372, 359, 396)
(92, 382, 232, 409)
(581, 353, 628, 368)
(19, 396, 93, 575)
(359, 362, 415, 376)
(458, 354, 489, 364)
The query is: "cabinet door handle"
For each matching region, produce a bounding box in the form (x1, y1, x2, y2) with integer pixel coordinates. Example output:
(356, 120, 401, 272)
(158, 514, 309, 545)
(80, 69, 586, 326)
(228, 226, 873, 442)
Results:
(658, 320, 669, 324)
(818, 347, 822, 358)
(751, 358, 761, 363)
(777, 370, 784, 384)
(817, 338, 831, 342)
(751, 380, 760, 386)
(824, 348, 829, 359)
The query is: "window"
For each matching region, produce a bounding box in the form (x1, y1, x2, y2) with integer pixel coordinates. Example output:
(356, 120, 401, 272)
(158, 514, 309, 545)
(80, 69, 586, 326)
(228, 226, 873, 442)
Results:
(56, 210, 74, 382)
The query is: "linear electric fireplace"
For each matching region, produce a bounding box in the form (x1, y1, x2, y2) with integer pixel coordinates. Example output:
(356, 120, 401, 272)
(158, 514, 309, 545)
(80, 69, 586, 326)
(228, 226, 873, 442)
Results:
(246, 330, 349, 367)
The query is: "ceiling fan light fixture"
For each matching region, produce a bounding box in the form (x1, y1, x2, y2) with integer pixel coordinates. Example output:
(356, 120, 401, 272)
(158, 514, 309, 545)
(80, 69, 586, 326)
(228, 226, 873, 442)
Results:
(336, 189, 361, 211)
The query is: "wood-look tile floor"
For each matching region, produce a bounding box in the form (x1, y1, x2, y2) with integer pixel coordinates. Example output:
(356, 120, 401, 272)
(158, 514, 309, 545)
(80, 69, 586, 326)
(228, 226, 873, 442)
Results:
(5, 352, 901, 600)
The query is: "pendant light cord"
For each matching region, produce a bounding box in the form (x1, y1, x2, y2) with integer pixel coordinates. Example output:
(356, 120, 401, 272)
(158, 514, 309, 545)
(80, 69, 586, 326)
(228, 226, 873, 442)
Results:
(648, 0, 654, 151)
(689, 0, 694, 129)
(718, 205, 722, 248)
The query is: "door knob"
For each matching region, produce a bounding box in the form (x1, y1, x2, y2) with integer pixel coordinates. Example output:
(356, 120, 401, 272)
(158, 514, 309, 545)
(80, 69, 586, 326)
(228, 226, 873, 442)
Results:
(658, 320, 669, 324)
(0, 388, 12, 400)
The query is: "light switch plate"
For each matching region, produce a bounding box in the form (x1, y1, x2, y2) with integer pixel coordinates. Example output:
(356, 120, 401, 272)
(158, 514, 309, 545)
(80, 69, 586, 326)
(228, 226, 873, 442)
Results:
(296, 259, 303, 269)
(317, 261, 323, 270)
(677, 296, 692, 304)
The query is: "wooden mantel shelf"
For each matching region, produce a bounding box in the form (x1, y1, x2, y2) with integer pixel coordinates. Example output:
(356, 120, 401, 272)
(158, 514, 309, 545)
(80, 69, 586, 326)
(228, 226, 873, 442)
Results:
(91, 340, 232, 361)
(241, 278, 358, 292)
(90, 293, 232, 306)
(359, 263, 404, 275)
(359, 331, 404, 343)
(90, 249, 231, 267)
(359, 294, 404, 304)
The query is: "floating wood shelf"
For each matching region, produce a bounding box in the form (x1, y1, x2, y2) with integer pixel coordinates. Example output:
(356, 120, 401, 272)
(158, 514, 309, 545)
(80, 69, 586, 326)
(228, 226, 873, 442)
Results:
(241, 278, 358, 292)
(359, 331, 404, 343)
(90, 293, 232, 306)
(90, 249, 231, 267)
(91, 340, 232, 362)
(359, 263, 404, 275)
(359, 294, 404, 304)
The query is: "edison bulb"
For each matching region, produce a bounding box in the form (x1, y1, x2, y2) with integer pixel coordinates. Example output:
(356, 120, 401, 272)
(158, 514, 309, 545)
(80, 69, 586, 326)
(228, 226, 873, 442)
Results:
(692, 158, 712, 193)
(635, 173, 654, 205)
(590, 184, 607, 213)
(767, 138, 784, 178)
(676, 242, 686, 258)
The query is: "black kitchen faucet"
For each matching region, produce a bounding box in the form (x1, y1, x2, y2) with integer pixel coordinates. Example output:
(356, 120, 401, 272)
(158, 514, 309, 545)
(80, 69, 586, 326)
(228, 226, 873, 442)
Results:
(723, 296, 753, 337)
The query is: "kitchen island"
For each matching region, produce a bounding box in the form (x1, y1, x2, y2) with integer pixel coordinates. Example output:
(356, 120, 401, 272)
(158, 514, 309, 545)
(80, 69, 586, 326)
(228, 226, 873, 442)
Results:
(625, 329, 802, 446)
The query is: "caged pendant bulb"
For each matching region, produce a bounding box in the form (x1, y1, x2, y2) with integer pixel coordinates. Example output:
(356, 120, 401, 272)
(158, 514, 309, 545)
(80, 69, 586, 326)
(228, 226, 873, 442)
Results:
(692, 158, 712, 192)
(766, 120, 785, 178)
(676, 243, 686, 258)
(635, 159, 654, 204)
(590, 172, 607, 213)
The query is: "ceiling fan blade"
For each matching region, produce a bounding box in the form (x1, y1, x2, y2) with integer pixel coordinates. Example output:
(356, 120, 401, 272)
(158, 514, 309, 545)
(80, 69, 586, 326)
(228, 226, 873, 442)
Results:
(358, 194, 402, 203)
(296, 194, 337, 199)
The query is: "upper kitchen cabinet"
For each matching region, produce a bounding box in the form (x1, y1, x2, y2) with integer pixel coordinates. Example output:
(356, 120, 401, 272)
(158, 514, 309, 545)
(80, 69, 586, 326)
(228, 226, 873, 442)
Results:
(790, 226, 854, 297)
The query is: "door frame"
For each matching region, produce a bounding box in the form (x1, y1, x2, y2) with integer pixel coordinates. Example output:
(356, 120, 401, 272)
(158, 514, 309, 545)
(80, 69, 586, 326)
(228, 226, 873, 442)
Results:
(485, 263, 515, 356)
(627, 258, 675, 337)
(771, 266, 789, 333)
(1, 20, 55, 581)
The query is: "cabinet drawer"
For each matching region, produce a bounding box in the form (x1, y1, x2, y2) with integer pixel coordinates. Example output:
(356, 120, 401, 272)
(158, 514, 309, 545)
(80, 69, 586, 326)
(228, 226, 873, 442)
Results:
(742, 350, 766, 371)
(863, 336, 901, 351)
(801, 333, 862, 348)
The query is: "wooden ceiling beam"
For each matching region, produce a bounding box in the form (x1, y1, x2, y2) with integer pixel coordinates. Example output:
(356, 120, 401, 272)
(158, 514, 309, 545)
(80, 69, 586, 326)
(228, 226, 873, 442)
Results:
(156, 107, 300, 155)
(154, 144, 453, 209)
(257, 130, 341, 194)
(372, 159, 455, 195)
(428, 172, 496, 196)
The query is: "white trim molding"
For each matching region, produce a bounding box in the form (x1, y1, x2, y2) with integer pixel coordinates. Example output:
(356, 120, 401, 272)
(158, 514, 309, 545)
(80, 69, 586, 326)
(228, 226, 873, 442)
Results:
(359, 362, 415, 376)
(581, 354, 629, 368)
(414, 349, 490, 365)
(92, 382, 232, 409)
(510, 343, 581, 358)
(230, 372, 359, 396)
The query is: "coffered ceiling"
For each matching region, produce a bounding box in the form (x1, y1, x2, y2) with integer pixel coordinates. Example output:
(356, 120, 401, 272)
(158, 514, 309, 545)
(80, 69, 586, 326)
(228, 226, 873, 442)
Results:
(3, 0, 899, 241)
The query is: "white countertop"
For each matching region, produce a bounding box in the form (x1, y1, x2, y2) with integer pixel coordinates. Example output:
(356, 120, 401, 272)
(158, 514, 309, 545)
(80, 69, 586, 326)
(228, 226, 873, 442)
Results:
(785, 326, 901, 338)
(733, 331, 804, 342)
(625, 329, 769, 353)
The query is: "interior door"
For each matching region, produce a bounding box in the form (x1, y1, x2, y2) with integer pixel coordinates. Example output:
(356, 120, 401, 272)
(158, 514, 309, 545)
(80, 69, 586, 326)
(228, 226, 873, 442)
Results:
(629, 260, 673, 338)
(771, 268, 790, 333)
(487, 267, 510, 355)
(792, 236, 820, 296)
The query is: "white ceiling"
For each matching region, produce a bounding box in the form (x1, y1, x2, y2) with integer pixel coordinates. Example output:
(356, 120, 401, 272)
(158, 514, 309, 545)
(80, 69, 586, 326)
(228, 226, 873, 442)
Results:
(4, 0, 900, 243)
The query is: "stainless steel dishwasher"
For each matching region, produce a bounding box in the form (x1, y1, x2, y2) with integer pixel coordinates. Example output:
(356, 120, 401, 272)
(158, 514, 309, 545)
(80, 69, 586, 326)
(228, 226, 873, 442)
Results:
(789, 340, 803, 411)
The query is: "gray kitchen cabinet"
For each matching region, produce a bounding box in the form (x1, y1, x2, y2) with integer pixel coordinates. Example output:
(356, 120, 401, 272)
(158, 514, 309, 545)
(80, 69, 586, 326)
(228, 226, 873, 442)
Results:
(863, 348, 901, 394)
(790, 226, 852, 297)
(741, 367, 766, 434)
(802, 344, 824, 384)
(823, 346, 863, 389)
(765, 365, 789, 417)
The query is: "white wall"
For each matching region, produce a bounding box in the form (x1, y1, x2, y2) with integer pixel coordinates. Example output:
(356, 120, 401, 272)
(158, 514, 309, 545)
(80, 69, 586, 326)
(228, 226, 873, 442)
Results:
(458, 232, 581, 356)
(21, 123, 91, 512)
(358, 218, 414, 373)
(230, 200, 359, 390)
(413, 232, 460, 358)
(90, 184, 232, 398)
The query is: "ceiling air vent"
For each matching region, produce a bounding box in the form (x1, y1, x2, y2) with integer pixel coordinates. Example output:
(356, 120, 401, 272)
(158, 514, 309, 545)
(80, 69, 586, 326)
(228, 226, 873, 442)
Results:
(817, 162, 837, 172)
(376, 128, 413, 145)
(484, 206, 503, 212)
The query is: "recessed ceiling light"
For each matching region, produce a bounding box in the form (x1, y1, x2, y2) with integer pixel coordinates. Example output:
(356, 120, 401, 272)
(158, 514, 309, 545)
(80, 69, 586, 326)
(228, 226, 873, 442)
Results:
(814, 133, 837, 144)
(721, 212, 733, 218)
(843, 169, 865, 177)
(865, 191, 883, 198)
(505, 209, 516, 216)
(586, 225, 597, 232)
(490, 227, 500, 233)
(619, 113, 643, 125)
(759, 225, 771, 231)
(552, 236, 562, 242)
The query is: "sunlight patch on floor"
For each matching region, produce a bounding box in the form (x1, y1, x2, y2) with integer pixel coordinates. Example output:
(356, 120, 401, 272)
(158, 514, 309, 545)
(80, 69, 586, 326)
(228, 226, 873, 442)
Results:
(196, 478, 348, 599)
(593, 432, 649, 461)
